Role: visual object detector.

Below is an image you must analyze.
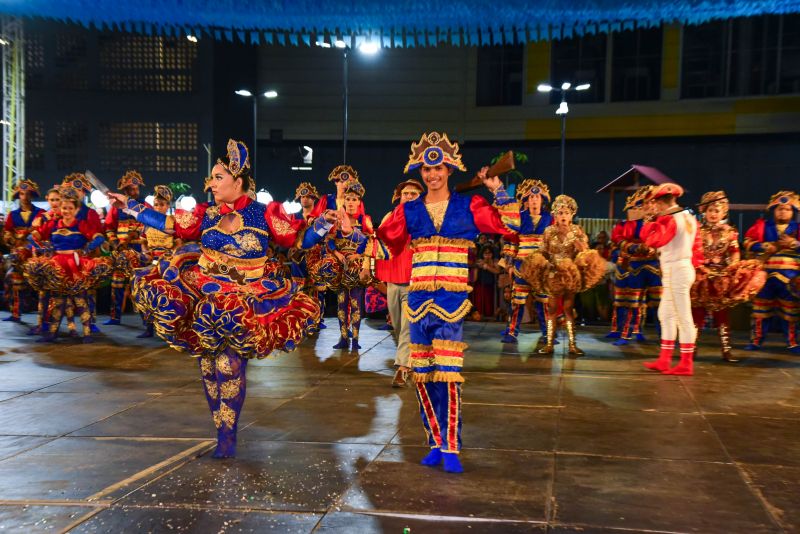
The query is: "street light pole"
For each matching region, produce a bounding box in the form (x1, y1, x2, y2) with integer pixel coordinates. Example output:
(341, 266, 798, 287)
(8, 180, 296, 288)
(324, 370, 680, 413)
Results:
(252, 96, 257, 179)
(235, 89, 279, 180)
(342, 48, 349, 164)
(559, 93, 566, 195)
(536, 82, 591, 195)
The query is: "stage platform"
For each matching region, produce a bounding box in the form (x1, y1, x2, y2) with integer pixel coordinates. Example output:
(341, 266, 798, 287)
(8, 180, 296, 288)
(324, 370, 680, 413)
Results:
(0, 315, 797, 533)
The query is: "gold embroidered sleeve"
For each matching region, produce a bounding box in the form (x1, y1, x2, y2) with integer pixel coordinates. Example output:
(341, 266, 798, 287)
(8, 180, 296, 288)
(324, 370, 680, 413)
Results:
(270, 216, 294, 237)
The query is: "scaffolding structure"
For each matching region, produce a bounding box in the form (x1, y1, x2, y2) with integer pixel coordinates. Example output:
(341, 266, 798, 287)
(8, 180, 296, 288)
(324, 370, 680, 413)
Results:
(1, 17, 24, 212)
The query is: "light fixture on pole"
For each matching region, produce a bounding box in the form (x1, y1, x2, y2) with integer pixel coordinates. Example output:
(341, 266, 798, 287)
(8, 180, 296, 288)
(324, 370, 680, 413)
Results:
(316, 36, 381, 164)
(537, 81, 591, 195)
(235, 88, 279, 180)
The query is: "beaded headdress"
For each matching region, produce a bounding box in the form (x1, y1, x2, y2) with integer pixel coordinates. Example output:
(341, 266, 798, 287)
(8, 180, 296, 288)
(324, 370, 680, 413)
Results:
(344, 180, 366, 199)
(217, 139, 250, 178)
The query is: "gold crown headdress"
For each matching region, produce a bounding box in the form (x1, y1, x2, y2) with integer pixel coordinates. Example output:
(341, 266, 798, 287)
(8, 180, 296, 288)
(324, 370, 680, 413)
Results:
(516, 179, 551, 205)
(217, 139, 250, 178)
(551, 194, 578, 215)
(117, 170, 145, 191)
(153, 185, 174, 203)
(699, 191, 728, 215)
(624, 185, 652, 211)
(61, 173, 92, 195)
(328, 165, 359, 183)
(295, 182, 321, 200)
(403, 132, 467, 174)
(767, 191, 800, 211)
(12, 179, 40, 200)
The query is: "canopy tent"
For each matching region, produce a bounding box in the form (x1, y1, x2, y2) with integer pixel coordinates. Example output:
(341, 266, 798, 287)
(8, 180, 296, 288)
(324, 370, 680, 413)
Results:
(596, 164, 675, 219)
(4, 0, 800, 45)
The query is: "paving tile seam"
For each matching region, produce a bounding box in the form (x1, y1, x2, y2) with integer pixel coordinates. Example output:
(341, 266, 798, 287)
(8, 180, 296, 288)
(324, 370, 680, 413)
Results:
(547, 521, 695, 534)
(0, 500, 113, 507)
(698, 412, 800, 421)
(62, 508, 110, 533)
(678, 376, 788, 533)
(336, 508, 550, 524)
(61, 394, 174, 439)
(86, 440, 216, 502)
(0, 436, 61, 463)
(551, 450, 737, 464)
(95, 502, 328, 516)
(733, 462, 794, 533)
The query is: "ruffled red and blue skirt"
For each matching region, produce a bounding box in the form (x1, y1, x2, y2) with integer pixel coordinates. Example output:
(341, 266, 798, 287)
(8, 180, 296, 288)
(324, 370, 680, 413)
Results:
(132, 245, 319, 359)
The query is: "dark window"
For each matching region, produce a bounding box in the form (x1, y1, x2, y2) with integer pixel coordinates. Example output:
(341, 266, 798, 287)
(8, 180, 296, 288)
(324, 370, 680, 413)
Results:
(682, 15, 800, 98)
(681, 21, 727, 98)
(551, 34, 607, 103)
(729, 16, 780, 95)
(611, 27, 663, 101)
(476, 45, 523, 106)
(780, 15, 800, 93)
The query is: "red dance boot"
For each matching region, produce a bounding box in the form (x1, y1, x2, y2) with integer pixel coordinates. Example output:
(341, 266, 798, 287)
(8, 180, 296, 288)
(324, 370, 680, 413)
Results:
(644, 340, 675, 372)
(664, 343, 695, 375)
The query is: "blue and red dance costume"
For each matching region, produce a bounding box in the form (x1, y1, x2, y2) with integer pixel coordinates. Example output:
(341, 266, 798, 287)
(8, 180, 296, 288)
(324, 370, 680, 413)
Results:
(608, 218, 662, 344)
(353, 188, 519, 472)
(743, 217, 800, 352)
(130, 193, 333, 458)
(104, 199, 148, 324)
(290, 210, 327, 332)
(502, 207, 552, 343)
(4, 204, 44, 321)
(26, 217, 109, 341)
(328, 214, 373, 350)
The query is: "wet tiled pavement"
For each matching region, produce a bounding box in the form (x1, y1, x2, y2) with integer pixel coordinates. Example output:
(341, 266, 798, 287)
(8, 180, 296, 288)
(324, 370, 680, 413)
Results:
(0, 314, 798, 533)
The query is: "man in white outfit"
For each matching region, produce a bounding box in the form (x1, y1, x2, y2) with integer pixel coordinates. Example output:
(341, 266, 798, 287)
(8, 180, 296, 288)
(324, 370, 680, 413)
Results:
(640, 183, 703, 375)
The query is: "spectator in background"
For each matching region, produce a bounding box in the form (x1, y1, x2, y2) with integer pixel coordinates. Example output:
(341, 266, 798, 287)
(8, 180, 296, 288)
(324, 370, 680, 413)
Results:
(471, 245, 501, 320)
(580, 230, 614, 323)
(593, 230, 611, 260)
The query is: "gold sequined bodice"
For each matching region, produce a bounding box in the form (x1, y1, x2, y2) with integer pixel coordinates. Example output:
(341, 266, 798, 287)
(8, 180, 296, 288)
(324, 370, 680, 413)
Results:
(542, 224, 587, 261)
(425, 200, 449, 232)
(701, 223, 739, 270)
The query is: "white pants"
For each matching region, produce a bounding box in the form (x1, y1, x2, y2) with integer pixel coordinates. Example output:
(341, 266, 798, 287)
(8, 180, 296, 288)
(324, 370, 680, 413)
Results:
(387, 283, 411, 367)
(658, 259, 697, 345)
